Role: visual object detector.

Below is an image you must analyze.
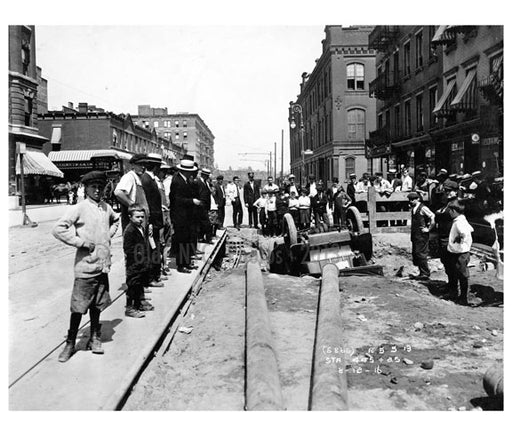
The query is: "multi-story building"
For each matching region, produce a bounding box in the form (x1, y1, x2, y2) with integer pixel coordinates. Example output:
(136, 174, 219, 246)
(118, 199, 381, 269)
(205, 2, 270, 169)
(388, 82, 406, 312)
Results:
(367, 26, 444, 175)
(38, 102, 179, 181)
(430, 25, 503, 176)
(8, 25, 60, 206)
(289, 25, 376, 186)
(367, 25, 503, 178)
(36, 66, 48, 115)
(133, 105, 215, 169)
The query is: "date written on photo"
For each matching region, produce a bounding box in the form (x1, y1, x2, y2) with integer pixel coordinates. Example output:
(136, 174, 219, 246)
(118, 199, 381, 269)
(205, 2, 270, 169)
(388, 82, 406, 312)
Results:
(321, 344, 413, 374)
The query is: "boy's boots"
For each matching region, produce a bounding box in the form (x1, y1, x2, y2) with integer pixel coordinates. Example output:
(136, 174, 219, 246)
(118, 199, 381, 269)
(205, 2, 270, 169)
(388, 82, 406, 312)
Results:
(86, 324, 104, 354)
(58, 329, 77, 363)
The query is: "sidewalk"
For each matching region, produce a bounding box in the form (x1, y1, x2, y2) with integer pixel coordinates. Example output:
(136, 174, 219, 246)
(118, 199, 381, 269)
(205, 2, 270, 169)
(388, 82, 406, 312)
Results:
(9, 230, 227, 410)
(9, 203, 71, 228)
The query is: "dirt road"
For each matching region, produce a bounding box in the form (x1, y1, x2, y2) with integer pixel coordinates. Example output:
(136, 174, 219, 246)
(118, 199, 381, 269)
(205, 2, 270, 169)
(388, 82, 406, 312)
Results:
(123, 232, 503, 411)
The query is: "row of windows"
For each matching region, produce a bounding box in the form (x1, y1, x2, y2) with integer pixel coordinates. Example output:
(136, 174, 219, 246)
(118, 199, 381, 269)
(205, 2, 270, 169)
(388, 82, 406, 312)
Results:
(302, 65, 332, 119)
(291, 108, 368, 161)
(143, 119, 188, 128)
(378, 85, 438, 137)
(377, 26, 438, 81)
(113, 129, 160, 154)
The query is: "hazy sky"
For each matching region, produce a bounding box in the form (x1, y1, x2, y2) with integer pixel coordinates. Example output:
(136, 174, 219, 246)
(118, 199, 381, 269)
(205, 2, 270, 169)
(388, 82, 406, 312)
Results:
(35, 25, 325, 171)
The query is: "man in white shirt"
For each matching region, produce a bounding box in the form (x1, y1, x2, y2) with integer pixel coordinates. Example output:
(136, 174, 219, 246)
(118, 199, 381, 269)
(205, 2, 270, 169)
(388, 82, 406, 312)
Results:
(262, 176, 278, 194)
(227, 176, 243, 229)
(355, 173, 370, 193)
(401, 168, 413, 192)
(446, 200, 474, 305)
(114, 154, 150, 232)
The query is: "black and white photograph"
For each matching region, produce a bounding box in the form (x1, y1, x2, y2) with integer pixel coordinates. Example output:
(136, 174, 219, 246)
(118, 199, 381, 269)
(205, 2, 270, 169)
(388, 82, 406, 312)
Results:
(4, 0, 508, 433)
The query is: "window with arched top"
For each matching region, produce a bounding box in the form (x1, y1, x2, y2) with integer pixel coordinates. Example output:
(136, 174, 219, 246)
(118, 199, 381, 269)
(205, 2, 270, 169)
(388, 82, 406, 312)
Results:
(347, 63, 365, 90)
(347, 109, 366, 141)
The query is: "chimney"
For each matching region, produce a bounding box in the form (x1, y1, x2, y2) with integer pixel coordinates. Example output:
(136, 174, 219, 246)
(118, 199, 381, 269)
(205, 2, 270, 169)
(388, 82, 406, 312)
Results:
(78, 102, 88, 113)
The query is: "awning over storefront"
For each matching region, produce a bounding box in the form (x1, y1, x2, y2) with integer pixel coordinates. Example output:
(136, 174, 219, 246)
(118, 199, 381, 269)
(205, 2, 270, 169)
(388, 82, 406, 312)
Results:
(491, 53, 503, 99)
(450, 69, 477, 111)
(91, 150, 133, 160)
(49, 149, 102, 162)
(433, 79, 456, 114)
(16, 151, 64, 178)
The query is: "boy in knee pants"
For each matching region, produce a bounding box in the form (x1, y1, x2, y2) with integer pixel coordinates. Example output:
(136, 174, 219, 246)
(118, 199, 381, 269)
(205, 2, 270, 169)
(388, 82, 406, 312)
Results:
(52, 171, 119, 362)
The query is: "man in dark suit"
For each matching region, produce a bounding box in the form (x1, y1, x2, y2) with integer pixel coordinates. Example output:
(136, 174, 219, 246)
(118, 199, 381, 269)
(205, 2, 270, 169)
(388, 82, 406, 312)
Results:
(243, 171, 260, 228)
(169, 157, 203, 274)
(197, 168, 213, 243)
(140, 153, 164, 287)
(214, 175, 226, 230)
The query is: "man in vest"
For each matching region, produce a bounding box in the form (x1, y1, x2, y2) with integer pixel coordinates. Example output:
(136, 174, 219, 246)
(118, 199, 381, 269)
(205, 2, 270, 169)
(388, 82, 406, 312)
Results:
(408, 191, 435, 280)
(243, 171, 260, 228)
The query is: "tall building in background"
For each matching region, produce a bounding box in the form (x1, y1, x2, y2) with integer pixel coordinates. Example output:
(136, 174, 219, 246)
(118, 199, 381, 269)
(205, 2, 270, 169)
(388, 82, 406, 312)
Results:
(8, 25, 59, 207)
(133, 105, 215, 169)
(288, 25, 376, 185)
(366, 25, 503, 178)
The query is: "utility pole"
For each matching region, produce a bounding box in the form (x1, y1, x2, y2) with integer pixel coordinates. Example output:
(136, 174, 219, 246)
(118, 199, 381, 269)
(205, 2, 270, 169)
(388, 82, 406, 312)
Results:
(274, 142, 277, 181)
(281, 129, 284, 181)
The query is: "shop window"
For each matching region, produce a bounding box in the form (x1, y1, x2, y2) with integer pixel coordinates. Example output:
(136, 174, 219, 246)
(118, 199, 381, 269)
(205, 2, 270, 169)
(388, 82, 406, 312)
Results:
(347, 63, 365, 90)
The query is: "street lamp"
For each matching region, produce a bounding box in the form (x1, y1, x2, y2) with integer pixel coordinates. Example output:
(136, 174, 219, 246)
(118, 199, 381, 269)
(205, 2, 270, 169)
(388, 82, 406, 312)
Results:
(289, 102, 312, 186)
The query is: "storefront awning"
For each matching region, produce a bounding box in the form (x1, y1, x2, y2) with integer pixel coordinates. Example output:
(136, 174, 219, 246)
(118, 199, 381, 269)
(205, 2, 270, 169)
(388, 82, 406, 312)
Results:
(450, 69, 477, 111)
(16, 151, 64, 178)
(91, 150, 133, 160)
(433, 79, 456, 114)
(49, 149, 108, 162)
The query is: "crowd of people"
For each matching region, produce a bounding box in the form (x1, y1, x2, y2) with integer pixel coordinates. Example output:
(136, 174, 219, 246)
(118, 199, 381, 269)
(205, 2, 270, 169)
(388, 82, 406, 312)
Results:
(50, 152, 502, 362)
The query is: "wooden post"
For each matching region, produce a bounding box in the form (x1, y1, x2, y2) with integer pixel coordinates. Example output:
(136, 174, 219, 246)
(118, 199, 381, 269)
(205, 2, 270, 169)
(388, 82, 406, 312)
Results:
(367, 186, 377, 234)
(17, 142, 37, 227)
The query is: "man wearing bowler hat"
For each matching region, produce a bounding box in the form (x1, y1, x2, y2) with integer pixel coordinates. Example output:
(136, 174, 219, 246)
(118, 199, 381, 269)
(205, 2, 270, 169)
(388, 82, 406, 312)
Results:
(114, 154, 150, 232)
(214, 175, 226, 229)
(169, 156, 203, 273)
(243, 171, 260, 228)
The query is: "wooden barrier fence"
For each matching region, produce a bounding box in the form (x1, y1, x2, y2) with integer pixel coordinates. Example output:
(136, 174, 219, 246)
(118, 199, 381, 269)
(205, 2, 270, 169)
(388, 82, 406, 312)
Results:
(353, 186, 432, 234)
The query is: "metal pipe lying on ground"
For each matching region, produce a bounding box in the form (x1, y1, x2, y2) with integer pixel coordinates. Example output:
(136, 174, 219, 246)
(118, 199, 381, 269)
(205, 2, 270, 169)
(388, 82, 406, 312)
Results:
(245, 260, 284, 411)
(309, 263, 349, 410)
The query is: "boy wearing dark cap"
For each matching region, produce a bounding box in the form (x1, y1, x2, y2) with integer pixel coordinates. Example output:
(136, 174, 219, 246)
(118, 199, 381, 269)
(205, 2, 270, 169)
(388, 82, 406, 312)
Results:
(407, 191, 435, 280)
(52, 171, 119, 362)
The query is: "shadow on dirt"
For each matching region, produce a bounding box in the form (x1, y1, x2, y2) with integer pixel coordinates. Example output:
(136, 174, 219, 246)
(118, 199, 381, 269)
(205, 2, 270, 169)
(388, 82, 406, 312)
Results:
(470, 284, 503, 307)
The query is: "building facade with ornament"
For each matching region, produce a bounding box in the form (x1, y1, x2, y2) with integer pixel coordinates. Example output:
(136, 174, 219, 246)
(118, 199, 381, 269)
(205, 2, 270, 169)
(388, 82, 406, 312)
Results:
(288, 25, 376, 186)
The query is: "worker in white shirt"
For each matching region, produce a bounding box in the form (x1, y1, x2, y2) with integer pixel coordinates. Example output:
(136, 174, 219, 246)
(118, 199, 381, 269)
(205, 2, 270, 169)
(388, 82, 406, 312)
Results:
(401, 168, 413, 192)
(355, 173, 371, 193)
(446, 200, 474, 305)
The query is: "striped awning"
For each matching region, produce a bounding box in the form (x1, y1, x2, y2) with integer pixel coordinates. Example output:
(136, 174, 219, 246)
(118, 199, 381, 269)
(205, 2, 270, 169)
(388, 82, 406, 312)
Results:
(49, 149, 108, 162)
(450, 69, 477, 111)
(16, 151, 64, 178)
(91, 150, 134, 160)
(491, 53, 503, 99)
(433, 79, 456, 113)
(431, 25, 456, 46)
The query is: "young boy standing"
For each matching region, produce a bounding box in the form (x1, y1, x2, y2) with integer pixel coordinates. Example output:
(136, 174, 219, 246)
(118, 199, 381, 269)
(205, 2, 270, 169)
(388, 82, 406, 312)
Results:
(52, 171, 119, 362)
(447, 200, 474, 305)
(123, 204, 151, 318)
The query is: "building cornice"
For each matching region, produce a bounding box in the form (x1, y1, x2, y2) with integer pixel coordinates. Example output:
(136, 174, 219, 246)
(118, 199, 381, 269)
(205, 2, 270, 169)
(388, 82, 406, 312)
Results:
(9, 71, 39, 86)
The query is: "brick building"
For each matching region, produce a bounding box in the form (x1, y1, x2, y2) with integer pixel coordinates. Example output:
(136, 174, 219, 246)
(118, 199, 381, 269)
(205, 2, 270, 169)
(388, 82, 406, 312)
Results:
(38, 102, 180, 181)
(366, 25, 503, 178)
(132, 105, 215, 169)
(8, 25, 62, 207)
(289, 25, 376, 186)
